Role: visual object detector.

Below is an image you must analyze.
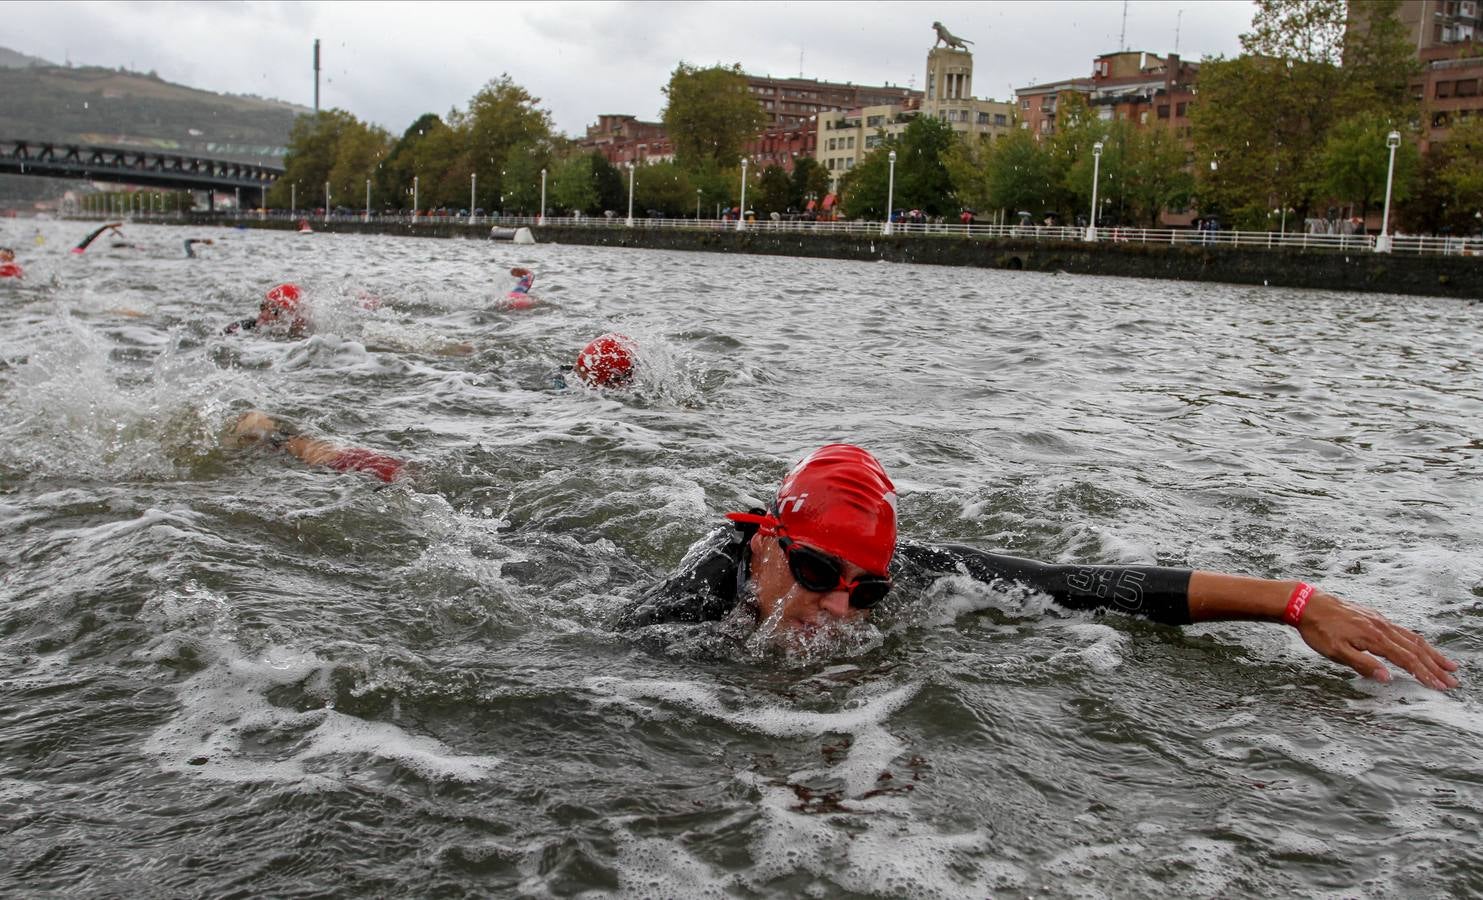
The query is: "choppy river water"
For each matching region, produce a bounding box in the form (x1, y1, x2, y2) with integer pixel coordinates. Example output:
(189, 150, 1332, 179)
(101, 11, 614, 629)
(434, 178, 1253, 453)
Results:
(1, 219, 1481, 897)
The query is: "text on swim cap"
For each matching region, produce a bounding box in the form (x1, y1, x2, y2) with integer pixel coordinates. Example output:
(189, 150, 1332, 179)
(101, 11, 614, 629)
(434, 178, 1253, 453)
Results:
(779, 492, 809, 514)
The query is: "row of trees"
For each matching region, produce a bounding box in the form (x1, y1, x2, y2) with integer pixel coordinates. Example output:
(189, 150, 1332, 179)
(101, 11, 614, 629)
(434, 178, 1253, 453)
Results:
(272, 0, 1483, 231)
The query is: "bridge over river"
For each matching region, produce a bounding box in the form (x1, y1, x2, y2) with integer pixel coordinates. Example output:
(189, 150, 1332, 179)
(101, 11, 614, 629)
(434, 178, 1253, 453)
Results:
(1, 139, 282, 201)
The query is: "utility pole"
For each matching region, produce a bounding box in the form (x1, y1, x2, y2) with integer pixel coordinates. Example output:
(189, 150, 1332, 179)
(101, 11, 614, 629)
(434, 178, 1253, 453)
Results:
(313, 39, 321, 115)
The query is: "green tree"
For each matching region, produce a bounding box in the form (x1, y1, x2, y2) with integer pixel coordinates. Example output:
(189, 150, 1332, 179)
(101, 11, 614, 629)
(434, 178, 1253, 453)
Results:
(498, 142, 551, 214)
(1316, 115, 1419, 224)
(453, 76, 555, 210)
(943, 134, 994, 216)
(631, 160, 696, 216)
(790, 157, 830, 209)
(755, 164, 793, 214)
(1438, 115, 1483, 224)
(1192, 0, 1420, 228)
(328, 120, 392, 211)
(661, 63, 765, 168)
(980, 128, 1061, 220)
(1124, 127, 1195, 227)
(268, 109, 368, 208)
(549, 153, 599, 215)
(1339, 0, 1419, 116)
(840, 116, 960, 219)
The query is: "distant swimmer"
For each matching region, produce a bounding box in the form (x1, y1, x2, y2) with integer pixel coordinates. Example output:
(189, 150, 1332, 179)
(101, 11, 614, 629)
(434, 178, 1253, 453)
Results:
(497, 267, 537, 311)
(0, 246, 21, 279)
(183, 238, 215, 258)
(231, 410, 405, 483)
(559, 332, 637, 388)
(223, 283, 309, 336)
(72, 222, 125, 254)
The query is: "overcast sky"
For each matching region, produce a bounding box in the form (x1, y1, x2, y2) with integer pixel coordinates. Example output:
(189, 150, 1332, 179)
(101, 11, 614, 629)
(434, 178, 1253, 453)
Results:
(9, 0, 1256, 138)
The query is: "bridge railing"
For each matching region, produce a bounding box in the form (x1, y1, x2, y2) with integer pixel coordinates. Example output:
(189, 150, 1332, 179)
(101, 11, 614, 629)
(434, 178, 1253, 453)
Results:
(96, 210, 1483, 258)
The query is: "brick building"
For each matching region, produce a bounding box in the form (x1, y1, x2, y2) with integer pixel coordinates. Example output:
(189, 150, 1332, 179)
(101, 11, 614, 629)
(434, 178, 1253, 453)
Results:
(1348, 0, 1483, 151)
(576, 75, 920, 171)
(1015, 51, 1199, 140)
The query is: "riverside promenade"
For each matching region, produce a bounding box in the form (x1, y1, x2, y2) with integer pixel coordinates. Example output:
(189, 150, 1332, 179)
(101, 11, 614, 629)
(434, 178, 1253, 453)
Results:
(86, 212, 1483, 300)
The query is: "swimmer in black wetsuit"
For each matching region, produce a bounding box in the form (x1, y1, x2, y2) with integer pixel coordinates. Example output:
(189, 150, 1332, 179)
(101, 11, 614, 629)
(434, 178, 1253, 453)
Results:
(72, 222, 125, 254)
(618, 444, 1460, 690)
(184, 238, 214, 258)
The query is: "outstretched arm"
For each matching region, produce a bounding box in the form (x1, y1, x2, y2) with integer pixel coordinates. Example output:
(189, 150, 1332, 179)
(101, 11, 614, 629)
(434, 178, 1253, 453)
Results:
(1188, 572, 1459, 690)
(901, 543, 1459, 690)
(232, 411, 405, 482)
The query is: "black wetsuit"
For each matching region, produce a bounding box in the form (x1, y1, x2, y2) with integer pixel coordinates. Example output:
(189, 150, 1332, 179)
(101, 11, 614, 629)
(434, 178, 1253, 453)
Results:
(617, 523, 1194, 629)
(223, 317, 258, 335)
(184, 239, 211, 258)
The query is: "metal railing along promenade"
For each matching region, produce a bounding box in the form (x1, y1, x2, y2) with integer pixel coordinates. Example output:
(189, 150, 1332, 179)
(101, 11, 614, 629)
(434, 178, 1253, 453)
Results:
(82, 210, 1483, 258)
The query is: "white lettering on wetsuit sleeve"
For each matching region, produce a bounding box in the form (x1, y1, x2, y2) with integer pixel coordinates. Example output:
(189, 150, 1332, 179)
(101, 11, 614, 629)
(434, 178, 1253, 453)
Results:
(1066, 567, 1147, 612)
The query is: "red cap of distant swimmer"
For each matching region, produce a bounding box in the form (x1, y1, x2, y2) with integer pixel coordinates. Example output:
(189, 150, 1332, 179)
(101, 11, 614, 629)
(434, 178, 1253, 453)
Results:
(575, 333, 637, 387)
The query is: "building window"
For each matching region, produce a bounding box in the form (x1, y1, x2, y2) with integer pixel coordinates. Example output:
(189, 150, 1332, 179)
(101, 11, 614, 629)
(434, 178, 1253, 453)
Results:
(1437, 80, 1455, 99)
(865, 134, 882, 148)
(1457, 79, 1478, 97)
(995, 113, 1007, 126)
(1157, 104, 1170, 118)
(845, 158, 854, 170)
(827, 158, 836, 170)
(978, 111, 990, 125)
(1021, 99, 1030, 109)
(867, 115, 883, 127)
(1140, 111, 1149, 124)
(846, 136, 855, 148)
(1175, 101, 1188, 116)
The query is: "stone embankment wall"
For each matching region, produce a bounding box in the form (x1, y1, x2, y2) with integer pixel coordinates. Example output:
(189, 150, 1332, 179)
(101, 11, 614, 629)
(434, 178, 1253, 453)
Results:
(208, 217, 1482, 300)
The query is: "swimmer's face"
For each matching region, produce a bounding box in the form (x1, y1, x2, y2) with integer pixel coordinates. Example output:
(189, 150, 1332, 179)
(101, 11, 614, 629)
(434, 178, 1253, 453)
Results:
(0, 248, 14, 262)
(748, 533, 871, 635)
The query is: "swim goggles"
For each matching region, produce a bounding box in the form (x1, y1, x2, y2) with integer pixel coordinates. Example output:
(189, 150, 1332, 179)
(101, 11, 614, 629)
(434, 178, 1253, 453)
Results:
(726, 509, 893, 609)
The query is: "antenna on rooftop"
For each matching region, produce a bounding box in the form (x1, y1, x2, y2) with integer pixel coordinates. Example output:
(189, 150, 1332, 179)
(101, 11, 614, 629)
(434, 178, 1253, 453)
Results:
(1174, 9, 1183, 54)
(1120, 1, 1129, 50)
(799, 47, 804, 78)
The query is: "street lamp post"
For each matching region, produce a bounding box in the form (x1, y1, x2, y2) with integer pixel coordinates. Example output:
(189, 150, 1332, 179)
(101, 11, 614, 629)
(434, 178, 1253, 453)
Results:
(697, 188, 702, 221)
(291, 183, 296, 217)
(539, 168, 547, 225)
(1376, 130, 1402, 253)
(1086, 141, 1104, 242)
(884, 150, 897, 235)
(738, 157, 749, 232)
(365, 179, 371, 222)
(413, 175, 419, 218)
(471, 172, 477, 219)
(323, 181, 330, 223)
(626, 162, 635, 226)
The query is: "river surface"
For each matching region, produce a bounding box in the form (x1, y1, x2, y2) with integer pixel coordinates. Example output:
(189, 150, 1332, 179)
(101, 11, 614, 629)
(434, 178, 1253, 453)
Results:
(1, 219, 1481, 897)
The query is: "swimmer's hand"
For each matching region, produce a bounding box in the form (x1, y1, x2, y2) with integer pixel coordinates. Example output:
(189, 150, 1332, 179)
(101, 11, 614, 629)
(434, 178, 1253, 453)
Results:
(1298, 591, 1460, 691)
(232, 411, 278, 445)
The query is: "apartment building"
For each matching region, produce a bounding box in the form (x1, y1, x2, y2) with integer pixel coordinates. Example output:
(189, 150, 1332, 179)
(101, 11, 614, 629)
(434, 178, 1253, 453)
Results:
(1016, 51, 1199, 140)
(815, 44, 1015, 185)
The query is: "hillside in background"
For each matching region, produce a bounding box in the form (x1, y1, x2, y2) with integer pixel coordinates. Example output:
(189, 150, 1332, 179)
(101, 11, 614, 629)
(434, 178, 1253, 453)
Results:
(0, 55, 309, 165)
(0, 46, 312, 207)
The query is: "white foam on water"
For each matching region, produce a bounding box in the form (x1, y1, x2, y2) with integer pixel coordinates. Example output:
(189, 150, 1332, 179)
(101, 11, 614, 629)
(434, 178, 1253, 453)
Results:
(143, 638, 501, 785)
(1199, 719, 1375, 778)
(738, 770, 1024, 897)
(602, 831, 733, 899)
(2, 312, 255, 478)
(1051, 622, 1128, 675)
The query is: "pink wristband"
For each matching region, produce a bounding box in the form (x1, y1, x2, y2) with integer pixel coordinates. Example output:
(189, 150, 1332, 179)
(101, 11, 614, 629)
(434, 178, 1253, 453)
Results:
(1284, 582, 1315, 627)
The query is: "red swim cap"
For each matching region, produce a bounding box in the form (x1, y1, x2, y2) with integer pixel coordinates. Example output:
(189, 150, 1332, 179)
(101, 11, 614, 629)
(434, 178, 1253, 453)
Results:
(0, 262, 22, 279)
(574, 333, 637, 387)
(732, 444, 898, 576)
(265, 283, 302, 312)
